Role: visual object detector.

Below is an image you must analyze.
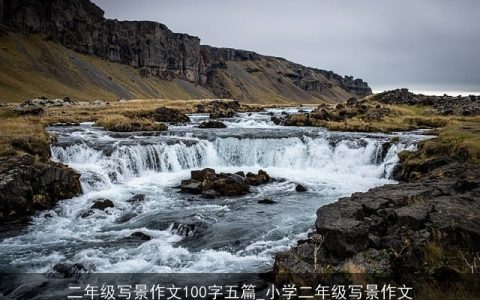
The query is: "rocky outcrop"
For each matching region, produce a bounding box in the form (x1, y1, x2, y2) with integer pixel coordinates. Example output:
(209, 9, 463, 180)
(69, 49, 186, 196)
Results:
(0, 0, 371, 103)
(179, 168, 271, 198)
(274, 159, 480, 280)
(195, 100, 240, 118)
(198, 120, 227, 129)
(0, 155, 82, 223)
(373, 89, 480, 116)
(150, 107, 190, 123)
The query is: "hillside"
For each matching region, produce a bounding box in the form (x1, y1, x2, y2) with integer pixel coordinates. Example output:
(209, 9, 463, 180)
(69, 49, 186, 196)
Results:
(0, 0, 371, 103)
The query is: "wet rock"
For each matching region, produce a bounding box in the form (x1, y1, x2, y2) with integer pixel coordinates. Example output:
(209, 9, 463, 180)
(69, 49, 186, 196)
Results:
(295, 184, 307, 192)
(271, 116, 284, 125)
(180, 180, 203, 194)
(52, 263, 86, 278)
(235, 171, 245, 178)
(126, 194, 146, 203)
(274, 161, 480, 278)
(91, 199, 114, 210)
(258, 198, 277, 204)
(201, 190, 219, 199)
(0, 155, 82, 224)
(191, 168, 216, 181)
(115, 212, 137, 224)
(198, 120, 227, 129)
(245, 170, 270, 186)
(152, 107, 190, 123)
(171, 219, 208, 237)
(180, 169, 270, 197)
(129, 232, 152, 241)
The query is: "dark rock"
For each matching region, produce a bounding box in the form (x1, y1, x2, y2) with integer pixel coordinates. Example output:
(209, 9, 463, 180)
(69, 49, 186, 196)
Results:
(126, 194, 146, 203)
(271, 116, 284, 125)
(91, 199, 114, 210)
(245, 170, 270, 186)
(201, 190, 219, 199)
(0, 155, 82, 224)
(191, 168, 216, 181)
(180, 169, 270, 197)
(129, 232, 152, 241)
(171, 219, 208, 237)
(274, 161, 480, 278)
(13, 106, 44, 116)
(198, 120, 227, 129)
(258, 198, 277, 204)
(52, 263, 86, 278)
(180, 180, 203, 194)
(235, 171, 245, 177)
(152, 107, 190, 123)
(295, 184, 307, 192)
(115, 212, 137, 223)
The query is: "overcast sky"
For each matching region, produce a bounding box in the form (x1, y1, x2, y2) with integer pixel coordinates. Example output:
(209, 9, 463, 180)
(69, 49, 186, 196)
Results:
(93, 0, 480, 94)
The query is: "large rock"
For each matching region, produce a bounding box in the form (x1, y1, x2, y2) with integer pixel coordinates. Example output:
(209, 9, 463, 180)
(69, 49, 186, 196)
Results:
(245, 170, 270, 186)
(198, 120, 227, 129)
(152, 107, 190, 123)
(274, 161, 480, 278)
(179, 168, 271, 198)
(0, 155, 82, 223)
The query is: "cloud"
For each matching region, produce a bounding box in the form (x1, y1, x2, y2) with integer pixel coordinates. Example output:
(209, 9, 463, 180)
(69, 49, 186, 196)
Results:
(93, 0, 480, 92)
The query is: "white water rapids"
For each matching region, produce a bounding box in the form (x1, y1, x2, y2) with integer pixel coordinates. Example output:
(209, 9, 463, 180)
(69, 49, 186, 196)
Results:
(0, 108, 429, 273)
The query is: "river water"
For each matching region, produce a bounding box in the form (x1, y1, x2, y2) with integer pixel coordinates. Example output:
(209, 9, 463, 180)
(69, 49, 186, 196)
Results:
(0, 108, 428, 274)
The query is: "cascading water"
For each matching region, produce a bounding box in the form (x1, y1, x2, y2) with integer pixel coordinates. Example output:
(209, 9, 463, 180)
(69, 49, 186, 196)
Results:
(0, 109, 429, 274)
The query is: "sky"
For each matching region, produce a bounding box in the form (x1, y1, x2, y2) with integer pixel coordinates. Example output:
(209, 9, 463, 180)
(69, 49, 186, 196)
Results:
(93, 0, 480, 94)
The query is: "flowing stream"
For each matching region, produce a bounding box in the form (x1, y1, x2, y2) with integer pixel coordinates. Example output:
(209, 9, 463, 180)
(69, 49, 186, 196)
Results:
(0, 108, 429, 273)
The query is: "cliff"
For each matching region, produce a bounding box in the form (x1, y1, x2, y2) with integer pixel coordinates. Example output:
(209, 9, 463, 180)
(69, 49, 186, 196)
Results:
(0, 0, 371, 103)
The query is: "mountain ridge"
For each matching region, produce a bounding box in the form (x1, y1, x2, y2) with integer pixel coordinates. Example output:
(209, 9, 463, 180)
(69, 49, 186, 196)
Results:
(0, 0, 372, 103)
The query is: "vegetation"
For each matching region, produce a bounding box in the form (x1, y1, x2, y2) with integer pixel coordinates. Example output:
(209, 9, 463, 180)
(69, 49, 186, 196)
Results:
(95, 114, 167, 132)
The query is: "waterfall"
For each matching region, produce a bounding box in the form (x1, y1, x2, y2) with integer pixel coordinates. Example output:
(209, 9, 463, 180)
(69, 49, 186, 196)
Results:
(51, 135, 414, 192)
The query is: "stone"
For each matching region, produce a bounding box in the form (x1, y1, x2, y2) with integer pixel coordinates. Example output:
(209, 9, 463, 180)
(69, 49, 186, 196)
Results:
(258, 198, 277, 204)
(180, 180, 202, 194)
(171, 219, 208, 237)
(0, 155, 82, 224)
(198, 120, 227, 129)
(126, 194, 146, 203)
(152, 107, 190, 123)
(191, 168, 216, 181)
(295, 184, 307, 192)
(91, 199, 114, 210)
(245, 170, 270, 186)
(201, 190, 218, 199)
(129, 232, 152, 241)
(52, 263, 86, 278)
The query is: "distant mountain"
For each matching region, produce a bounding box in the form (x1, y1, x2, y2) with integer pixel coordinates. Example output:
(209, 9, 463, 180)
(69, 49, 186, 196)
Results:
(0, 0, 371, 103)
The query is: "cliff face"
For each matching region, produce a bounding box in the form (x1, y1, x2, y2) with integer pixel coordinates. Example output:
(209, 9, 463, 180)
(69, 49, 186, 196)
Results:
(0, 0, 371, 103)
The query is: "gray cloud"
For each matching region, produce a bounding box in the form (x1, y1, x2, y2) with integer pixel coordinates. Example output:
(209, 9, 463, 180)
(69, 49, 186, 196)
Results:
(93, 0, 480, 93)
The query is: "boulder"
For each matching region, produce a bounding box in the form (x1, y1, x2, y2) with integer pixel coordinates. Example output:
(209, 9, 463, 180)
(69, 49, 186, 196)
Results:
(258, 198, 277, 204)
(245, 170, 270, 186)
(295, 184, 307, 192)
(191, 168, 216, 181)
(198, 121, 227, 129)
(126, 194, 146, 203)
(91, 199, 114, 210)
(152, 107, 190, 123)
(129, 232, 152, 241)
(0, 155, 82, 224)
(180, 180, 202, 194)
(171, 219, 208, 237)
(52, 263, 86, 278)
